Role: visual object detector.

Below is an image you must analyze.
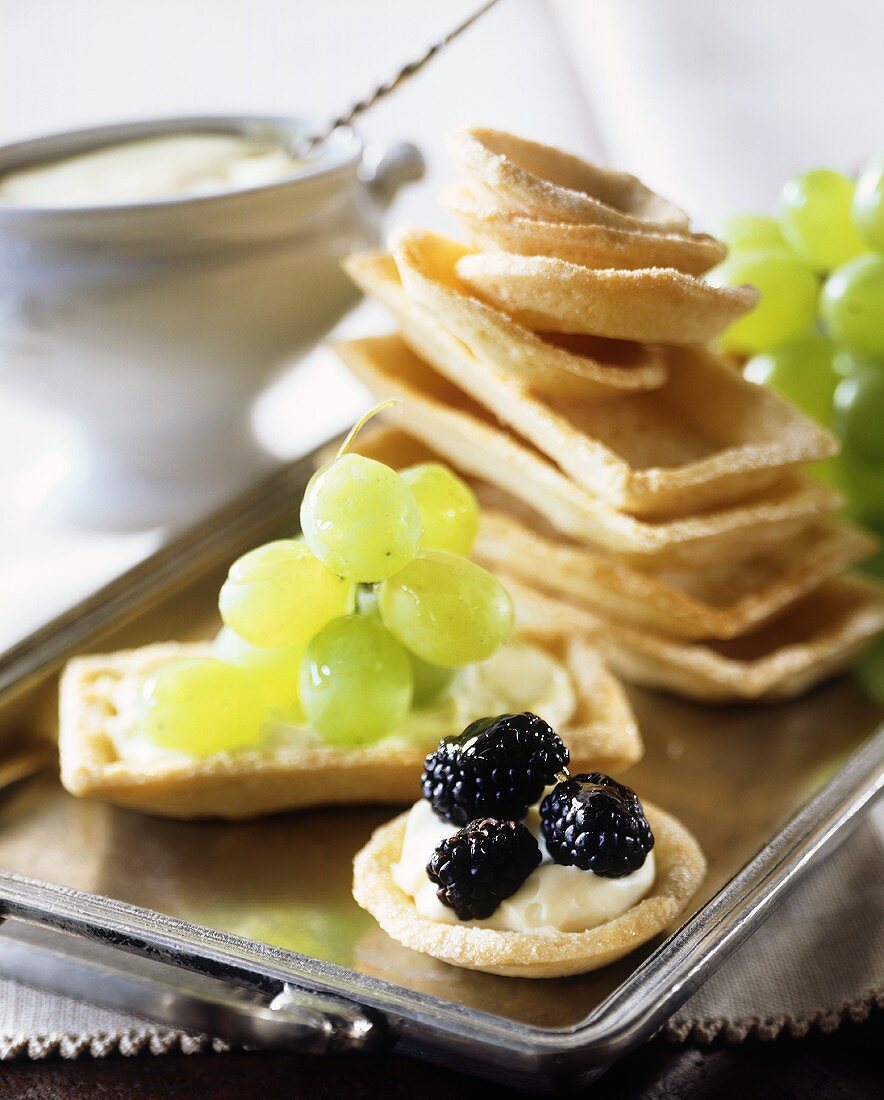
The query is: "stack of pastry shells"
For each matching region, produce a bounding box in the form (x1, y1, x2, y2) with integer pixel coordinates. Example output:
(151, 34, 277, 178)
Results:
(339, 127, 884, 704)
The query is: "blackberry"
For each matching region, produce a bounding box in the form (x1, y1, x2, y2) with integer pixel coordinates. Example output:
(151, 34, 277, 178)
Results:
(426, 818, 542, 920)
(540, 772, 654, 878)
(421, 712, 569, 825)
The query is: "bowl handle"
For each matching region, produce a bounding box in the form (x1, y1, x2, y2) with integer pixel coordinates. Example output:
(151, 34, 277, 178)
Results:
(360, 141, 425, 206)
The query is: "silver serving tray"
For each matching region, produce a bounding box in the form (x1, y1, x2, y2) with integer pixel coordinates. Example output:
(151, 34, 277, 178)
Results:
(0, 444, 881, 1092)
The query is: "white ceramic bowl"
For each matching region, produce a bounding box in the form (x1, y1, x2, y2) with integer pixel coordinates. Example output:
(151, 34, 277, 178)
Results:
(0, 115, 423, 528)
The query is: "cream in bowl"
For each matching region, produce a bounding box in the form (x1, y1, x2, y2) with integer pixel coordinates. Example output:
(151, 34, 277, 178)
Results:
(0, 132, 305, 207)
(0, 117, 423, 527)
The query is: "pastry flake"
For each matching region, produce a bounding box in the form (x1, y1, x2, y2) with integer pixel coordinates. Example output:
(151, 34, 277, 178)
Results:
(455, 250, 757, 345)
(355, 232, 835, 516)
(447, 127, 692, 232)
(441, 182, 726, 275)
(345, 246, 667, 402)
(353, 426, 873, 642)
(507, 575, 884, 704)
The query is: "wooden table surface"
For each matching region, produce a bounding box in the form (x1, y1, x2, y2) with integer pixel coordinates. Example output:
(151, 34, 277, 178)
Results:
(0, 1012, 878, 1098)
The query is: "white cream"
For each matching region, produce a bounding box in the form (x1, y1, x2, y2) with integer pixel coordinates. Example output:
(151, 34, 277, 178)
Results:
(392, 798, 655, 935)
(108, 639, 577, 766)
(0, 133, 302, 206)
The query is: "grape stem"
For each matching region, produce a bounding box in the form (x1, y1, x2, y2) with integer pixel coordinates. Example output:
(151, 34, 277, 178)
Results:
(336, 399, 400, 459)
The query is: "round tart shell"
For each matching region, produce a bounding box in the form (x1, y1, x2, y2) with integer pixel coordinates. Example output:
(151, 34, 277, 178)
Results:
(352, 803, 705, 978)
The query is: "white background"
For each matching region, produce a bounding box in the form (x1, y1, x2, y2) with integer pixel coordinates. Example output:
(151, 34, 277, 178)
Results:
(2, 0, 882, 649)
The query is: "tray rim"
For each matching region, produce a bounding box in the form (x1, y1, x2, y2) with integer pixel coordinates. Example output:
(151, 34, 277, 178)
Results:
(0, 723, 880, 1075)
(1, 438, 882, 1080)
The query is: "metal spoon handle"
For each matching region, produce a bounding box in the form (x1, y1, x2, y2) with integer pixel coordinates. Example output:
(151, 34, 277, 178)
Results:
(298, 0, 502, 155)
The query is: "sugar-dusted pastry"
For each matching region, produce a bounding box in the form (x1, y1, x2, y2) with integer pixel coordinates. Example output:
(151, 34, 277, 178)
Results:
(351, 428, 874, 642)
(447, 127, 692, 232)
(335, 333, 840, 567)
(353, 714, 705, 978)
(345, 248, 667, 402)
(440, 129, 757, 343)
(349, 233, 834, 515)
(507, 575, 884, 704)
(336, 127, 884, 706)
(454, 250, 757, 345)
(440, 183, 726, 275)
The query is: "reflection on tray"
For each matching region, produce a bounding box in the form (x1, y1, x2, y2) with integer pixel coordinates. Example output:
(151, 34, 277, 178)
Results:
(0, 672, 878, 1029)
(354, 924, 647, 1029)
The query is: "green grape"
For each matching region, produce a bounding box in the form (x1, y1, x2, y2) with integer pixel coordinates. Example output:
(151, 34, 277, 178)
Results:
(832, 370, 884, 526)
(832, 452, 884, 526)
(833, 370, 884, 465)
(861, 548, 884, 583)
(409, 652, 455, 707)
(355, 580, 455, 705)
(219, 539, 354, 649)
(138, 657, 267, 756)
(832, 349, 878, 379)
(300, 454, 422, 582)
(821, 254, 884, 360)
(401, 462, 479, 556)
(855, 636, 884, 706)
(706, 248, 818, 354)
(779, 168, 867, 273)
(743, 334, 838, 425)
(378, 550, 514, 668)
(213, 626, 304, 722)
(299, 615, 413, 744)
(720, 213, 785, 252)
(852, 155, 884, 251)
(807, 451, 840, 490)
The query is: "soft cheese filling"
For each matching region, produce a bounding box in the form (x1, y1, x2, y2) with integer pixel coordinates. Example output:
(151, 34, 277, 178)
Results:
(0, 133, 303, 207)
(107, 639, 576, 766)
(392, 798, 655, 934)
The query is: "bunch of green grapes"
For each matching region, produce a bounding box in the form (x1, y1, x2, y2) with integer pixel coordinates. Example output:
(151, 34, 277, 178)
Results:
(707, 157, 884, 538)
(140, 422, 513, 755)
(297, 452, 511, 743)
